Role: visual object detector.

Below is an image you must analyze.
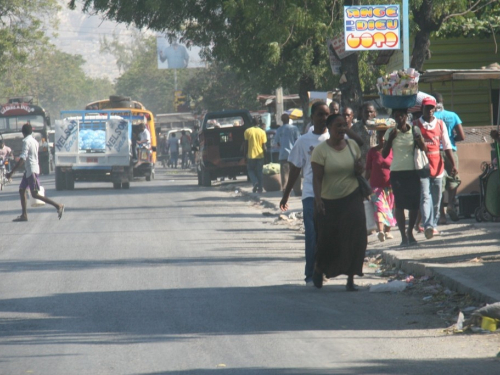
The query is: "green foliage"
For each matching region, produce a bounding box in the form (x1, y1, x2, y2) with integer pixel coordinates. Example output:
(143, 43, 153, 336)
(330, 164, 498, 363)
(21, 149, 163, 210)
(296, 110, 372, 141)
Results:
(113, 36, 195, 114)
(183, 63, 260, 112)
(436, 6, 500, 38)
(0, 47, 114, 117)
(0, 0, 60, 75)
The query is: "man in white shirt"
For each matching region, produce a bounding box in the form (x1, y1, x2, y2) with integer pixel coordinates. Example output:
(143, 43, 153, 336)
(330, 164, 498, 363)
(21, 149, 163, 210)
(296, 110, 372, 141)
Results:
(280, 101, 330, 285)
(7, 124, 64, 222)
(136, 123, 151, 149)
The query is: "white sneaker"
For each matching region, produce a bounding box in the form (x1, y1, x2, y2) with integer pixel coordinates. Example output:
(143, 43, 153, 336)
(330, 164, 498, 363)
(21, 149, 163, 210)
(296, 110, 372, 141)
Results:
(377, 231, 385, 242)
(385, 232, 394, 240)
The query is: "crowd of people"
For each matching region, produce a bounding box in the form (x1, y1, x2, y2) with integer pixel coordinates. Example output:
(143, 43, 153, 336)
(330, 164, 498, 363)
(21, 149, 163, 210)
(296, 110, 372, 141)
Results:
(159, 130, 194, 169)
(278, 93, 467, 290)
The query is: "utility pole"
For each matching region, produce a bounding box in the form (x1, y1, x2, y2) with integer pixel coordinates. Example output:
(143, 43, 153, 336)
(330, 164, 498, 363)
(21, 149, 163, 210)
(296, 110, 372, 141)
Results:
(275, 87, 284, 126)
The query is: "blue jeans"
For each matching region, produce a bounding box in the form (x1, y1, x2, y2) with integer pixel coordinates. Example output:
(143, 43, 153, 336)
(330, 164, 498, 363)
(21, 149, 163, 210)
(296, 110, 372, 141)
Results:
(420, 177, 443, 229)
(302, 197, 316, 282)
(247, 158, 264, 191)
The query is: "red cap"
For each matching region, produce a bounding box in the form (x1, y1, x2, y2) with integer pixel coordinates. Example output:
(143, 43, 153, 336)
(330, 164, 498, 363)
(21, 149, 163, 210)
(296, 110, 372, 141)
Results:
(422, 96, 436, 107)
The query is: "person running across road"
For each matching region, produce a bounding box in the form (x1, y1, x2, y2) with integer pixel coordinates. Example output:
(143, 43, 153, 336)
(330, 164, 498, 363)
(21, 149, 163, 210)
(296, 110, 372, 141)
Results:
(6, 123, 64, 222)
(279, 101, 330, 286)
(244, 117, 267, 193)
(274, 113, 301, 194)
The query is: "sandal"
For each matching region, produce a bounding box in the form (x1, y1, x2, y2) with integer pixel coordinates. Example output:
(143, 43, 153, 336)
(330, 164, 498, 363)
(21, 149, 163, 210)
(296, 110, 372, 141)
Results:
(57, 204, 65, 220)
(13, 216, 28, 222)
(415, 225, 424, 233)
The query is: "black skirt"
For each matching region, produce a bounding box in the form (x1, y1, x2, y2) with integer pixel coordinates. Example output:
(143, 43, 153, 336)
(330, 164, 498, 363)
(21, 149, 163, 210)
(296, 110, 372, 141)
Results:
(390, 170, 421, 210)
(314, 188, 367, 278)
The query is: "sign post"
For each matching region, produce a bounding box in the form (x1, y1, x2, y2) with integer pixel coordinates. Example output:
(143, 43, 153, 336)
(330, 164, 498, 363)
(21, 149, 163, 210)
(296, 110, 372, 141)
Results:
(403, 0, 410, 69)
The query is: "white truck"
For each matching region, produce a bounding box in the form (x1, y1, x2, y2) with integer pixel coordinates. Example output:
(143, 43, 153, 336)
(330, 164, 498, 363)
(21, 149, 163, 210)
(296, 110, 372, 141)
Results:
(54, 110, 134, 190)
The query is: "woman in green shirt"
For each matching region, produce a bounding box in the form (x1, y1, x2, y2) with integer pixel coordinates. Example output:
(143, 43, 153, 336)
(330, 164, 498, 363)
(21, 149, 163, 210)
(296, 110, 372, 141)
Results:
(311, 114, 367, 291)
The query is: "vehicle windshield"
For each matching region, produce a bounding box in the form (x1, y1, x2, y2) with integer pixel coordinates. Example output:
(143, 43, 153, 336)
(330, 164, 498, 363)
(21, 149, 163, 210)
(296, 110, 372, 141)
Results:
(205, 116, 244, 129)
(0, 115, 45, 132)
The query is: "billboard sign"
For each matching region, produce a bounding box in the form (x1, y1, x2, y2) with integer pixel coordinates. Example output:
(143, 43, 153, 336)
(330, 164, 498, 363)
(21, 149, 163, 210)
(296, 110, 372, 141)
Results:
(344, 5, 400, 51)
(157, 36, 205, 69)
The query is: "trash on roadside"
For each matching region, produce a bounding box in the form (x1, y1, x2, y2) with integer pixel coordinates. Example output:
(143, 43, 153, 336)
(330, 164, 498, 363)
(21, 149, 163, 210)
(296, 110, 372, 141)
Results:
(405, 275, 414, 283)
(370, 280, 407, 293)
(481, 316, 499, 332)
(289, 212, 297, 220)
(368, 263, 378, 268)
(423, 295, 433, 301)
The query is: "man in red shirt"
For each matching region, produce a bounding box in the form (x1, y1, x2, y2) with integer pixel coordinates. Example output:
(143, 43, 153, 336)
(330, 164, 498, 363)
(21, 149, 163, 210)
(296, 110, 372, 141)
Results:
(414, 97, 457, 240)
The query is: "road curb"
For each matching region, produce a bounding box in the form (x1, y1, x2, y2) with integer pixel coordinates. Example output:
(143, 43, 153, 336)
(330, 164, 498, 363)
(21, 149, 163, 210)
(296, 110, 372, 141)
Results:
(227, 186, 500, 305)
(382, 250, 500, 304)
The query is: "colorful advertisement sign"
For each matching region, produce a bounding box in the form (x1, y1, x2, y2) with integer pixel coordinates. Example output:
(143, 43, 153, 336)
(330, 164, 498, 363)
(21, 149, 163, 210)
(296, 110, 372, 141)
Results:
(344, 5, 400, 51)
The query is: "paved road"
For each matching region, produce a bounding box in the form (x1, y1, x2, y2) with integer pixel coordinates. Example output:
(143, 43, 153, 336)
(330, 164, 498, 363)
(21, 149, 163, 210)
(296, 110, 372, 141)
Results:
(0, 170, 498, 374)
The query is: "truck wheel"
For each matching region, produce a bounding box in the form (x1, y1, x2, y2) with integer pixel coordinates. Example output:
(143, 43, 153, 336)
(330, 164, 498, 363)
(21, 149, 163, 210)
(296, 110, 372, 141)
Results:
(201, 167, 211, 187)
(113, 182, 122, 189)
(122, 182, 130, 189)
(65, 172, 75, 190)
(55, 168, 66, 191)
(146, 173, 151, 181)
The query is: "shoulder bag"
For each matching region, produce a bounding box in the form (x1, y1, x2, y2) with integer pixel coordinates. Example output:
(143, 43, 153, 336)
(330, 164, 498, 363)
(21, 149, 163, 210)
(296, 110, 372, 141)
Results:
(412, 124, 430, 178)
(346, 139, 372, 199)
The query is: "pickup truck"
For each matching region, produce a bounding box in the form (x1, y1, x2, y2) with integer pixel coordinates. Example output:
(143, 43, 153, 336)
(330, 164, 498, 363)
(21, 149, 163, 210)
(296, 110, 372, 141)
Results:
(54, 110, 133, 190)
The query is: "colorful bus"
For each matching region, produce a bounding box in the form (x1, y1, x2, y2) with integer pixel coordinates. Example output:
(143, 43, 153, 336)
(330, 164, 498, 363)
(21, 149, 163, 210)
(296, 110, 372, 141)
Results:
(0, 97, 51, 174)
(85, 96, 157, 181)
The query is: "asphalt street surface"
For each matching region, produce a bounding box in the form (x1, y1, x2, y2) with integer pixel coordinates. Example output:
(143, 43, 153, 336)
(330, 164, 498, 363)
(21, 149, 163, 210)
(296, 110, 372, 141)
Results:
(0, 169, 499, 374)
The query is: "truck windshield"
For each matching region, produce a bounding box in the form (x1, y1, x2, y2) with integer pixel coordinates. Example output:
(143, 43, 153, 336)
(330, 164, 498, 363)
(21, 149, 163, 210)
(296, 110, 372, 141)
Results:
(0, 115, 45, 132)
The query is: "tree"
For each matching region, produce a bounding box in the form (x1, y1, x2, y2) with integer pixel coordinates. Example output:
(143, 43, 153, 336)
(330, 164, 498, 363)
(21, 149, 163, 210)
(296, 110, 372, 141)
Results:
(1, 47, 114, 117)
(69, 1, 346, 120)
(0, 0, 59, 76)
(112, 36, 196, 114)
(410, 0, 500, 70)
(183, 63, 260, 112)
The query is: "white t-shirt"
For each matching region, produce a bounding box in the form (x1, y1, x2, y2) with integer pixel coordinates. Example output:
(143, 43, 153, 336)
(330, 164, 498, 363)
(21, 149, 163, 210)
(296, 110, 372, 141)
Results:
(138, 129, 151, 147)
(287, 130, 330, 200)
(20, 134, 40, 177)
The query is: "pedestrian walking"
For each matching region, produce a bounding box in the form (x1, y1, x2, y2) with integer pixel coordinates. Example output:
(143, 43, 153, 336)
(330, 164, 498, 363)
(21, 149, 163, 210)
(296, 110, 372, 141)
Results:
(274, 113, 301, 194)
(342, 107, 355, 129)
(311, 113, 367, 291)
(365, 130, 396, 242)
(244, 117, 267, 193)
(279, 101, 330, 286)
(414, 97, 457, 240)
(180, 130, 192, 169)
(329, 100, 340, 115)
(432, 92, 465, 223)
(351, 102, 378, 168)
(382, 108, 424, 246)
(6, 123, 64, 222)
(168, 133, 180, 168)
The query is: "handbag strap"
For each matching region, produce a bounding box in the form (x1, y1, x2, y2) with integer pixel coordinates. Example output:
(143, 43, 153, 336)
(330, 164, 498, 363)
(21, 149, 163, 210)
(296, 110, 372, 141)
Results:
(345, 139, 356, 165)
